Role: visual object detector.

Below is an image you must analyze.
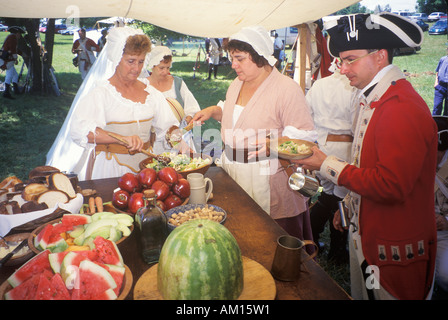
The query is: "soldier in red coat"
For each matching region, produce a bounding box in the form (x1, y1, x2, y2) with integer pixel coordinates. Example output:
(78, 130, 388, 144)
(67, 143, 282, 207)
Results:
(1, 26, 25, 99)
(295, 13, 437, 300)
(72, 28, 100, 80)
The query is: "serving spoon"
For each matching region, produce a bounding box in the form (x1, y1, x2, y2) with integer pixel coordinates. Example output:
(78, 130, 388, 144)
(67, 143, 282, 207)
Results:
(106, 132, 171, 165)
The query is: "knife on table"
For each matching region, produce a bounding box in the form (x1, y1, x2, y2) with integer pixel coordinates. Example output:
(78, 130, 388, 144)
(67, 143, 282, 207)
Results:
(0, 239, 28, 268)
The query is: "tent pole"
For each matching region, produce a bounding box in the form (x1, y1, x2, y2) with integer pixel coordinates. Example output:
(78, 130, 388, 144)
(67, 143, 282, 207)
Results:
(294, 23, 307, 94)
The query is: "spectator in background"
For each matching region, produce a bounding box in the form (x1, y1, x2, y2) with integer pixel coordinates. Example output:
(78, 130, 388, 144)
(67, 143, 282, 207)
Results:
(273, 33, 283, 70)
(1, 26, 26, 99)
(205, 38, 222, 80)
(433, 46, 448, 116)
(72, 28, 100, 80)
(97, 28, 108, 53)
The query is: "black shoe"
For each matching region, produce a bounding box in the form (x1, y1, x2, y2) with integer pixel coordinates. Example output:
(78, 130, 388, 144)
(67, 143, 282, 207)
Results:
(13, 83, 23, 95)
(3, 84, 14, 99)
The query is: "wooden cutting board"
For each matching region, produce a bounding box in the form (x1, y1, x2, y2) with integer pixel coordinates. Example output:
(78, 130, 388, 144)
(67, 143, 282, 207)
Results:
(134, 256, 276, 300)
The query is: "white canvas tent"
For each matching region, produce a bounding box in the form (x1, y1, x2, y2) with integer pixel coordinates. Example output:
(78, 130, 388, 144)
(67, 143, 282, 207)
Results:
(3, 0, 359, 38)
(2, 0, 360, 89)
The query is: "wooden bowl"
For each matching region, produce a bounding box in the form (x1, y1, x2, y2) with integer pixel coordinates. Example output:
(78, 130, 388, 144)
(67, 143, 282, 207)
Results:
(0, 233, 34, 266)
(0, 264, 132, 300)
(139, 154, 212, 179)
(268, 137, 316, 160)
(28, 217, 134, 254)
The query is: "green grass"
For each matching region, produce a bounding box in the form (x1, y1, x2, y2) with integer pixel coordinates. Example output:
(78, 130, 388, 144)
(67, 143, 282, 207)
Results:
(1, 27, 447, 296)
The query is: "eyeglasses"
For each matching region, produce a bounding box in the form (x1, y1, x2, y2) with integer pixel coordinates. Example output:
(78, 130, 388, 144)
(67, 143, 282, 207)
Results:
(336, 50, 378, 68)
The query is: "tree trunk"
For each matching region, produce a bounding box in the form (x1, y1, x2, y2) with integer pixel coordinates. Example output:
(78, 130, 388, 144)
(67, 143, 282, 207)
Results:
(23, 19, 42, 93)
(44, 19, 55, 67)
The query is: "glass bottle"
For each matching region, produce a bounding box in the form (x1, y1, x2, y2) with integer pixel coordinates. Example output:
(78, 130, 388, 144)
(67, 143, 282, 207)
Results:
(136, 189, 168, 264)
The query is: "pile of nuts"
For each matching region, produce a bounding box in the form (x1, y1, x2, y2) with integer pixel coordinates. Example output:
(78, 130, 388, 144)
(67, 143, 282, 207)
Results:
(168, 205, 225, 227)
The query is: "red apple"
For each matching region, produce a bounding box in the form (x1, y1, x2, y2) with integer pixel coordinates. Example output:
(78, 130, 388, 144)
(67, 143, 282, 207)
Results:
(112, 189, 130, 210)
(118, 172, 140, 194)
(172, 178, 190, 199)
(156, 199, 167, 211)
(151, 180, 170, 201)
(128, 192, 145, 214)
(164, 194, 183, 210)
(137, 168, 158, 189)
(158, 167, 178, 186)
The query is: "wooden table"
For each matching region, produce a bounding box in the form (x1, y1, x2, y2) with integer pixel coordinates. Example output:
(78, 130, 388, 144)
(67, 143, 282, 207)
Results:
(1, 166, 351, 300)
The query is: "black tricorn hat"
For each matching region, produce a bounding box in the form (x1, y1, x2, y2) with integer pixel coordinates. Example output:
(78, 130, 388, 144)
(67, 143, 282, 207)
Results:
(324, 13, 423, 57)
(8, 26, 26, 34)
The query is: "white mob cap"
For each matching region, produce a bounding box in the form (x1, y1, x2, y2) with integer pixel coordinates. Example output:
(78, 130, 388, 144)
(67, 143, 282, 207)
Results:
(230, 26, 277, 67)
(147, 46, 173, 69)
(106, 26, 147, 72)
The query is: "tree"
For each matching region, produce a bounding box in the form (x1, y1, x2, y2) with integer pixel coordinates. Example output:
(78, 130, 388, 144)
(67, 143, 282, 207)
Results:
(334, 3, 369, 15)
(416, 0, 447, 14)
(3, 17, 59, 95)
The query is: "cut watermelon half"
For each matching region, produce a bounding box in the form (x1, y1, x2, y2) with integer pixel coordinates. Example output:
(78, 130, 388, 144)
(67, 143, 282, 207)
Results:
(72, 260, 117, 300)
(61, 213, 91, 227)
(5, 269, 53, 300)
(93, 236, 123, 266)
(7, 250, 52, 288)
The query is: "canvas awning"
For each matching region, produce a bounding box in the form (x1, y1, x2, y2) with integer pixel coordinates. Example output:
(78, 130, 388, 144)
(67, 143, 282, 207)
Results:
(2, 0, 359, 37)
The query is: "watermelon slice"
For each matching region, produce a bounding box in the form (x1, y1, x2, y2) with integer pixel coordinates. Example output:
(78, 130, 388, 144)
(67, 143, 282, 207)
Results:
(52, 222, 72, 235)
(102, 264, 125, 296)
(61, 213, 91, 227)
(5, 269, 53, 300)
(60, 250, 98, 285)
(7, 250, 52, 288)
(91, 288, 117, 300)
(34, 273, 71, 300)
(34, 224, 54, 250)
(47, 237, 69, 253)
(93, 236, 123, 266)
(48, 251, 70, 274)
(72, 260, 117, 300)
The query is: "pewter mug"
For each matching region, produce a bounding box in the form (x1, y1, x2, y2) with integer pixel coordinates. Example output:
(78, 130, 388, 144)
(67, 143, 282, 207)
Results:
(270, 235, 318, 281)
(288, 166, 320, 197)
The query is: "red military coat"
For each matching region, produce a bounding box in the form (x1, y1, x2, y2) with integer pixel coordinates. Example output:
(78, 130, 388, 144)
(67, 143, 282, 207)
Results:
(322, 66, 438, 299)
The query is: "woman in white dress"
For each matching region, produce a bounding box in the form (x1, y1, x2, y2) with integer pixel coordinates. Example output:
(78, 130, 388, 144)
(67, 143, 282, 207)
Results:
(46, 26, 178, 180)
(146, 46, 201, 154)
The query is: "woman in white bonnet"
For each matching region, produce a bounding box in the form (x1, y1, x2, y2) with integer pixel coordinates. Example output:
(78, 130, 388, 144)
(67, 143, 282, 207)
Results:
(65, 27, 178, 180)
(146, 46, 201, 153)
(192, 26, 317, 244)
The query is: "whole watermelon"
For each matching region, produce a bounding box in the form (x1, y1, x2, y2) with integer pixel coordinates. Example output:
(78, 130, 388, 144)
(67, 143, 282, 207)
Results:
(157, 219, 244, 300)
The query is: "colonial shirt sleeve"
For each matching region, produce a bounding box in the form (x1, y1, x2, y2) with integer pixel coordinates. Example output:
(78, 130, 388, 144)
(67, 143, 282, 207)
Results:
(70, 87, 107, 148)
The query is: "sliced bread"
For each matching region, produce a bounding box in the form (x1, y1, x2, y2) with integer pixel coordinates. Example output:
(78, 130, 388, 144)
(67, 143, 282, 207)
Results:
(37, 190, 69, 208)
(48, 172, 76, 198)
